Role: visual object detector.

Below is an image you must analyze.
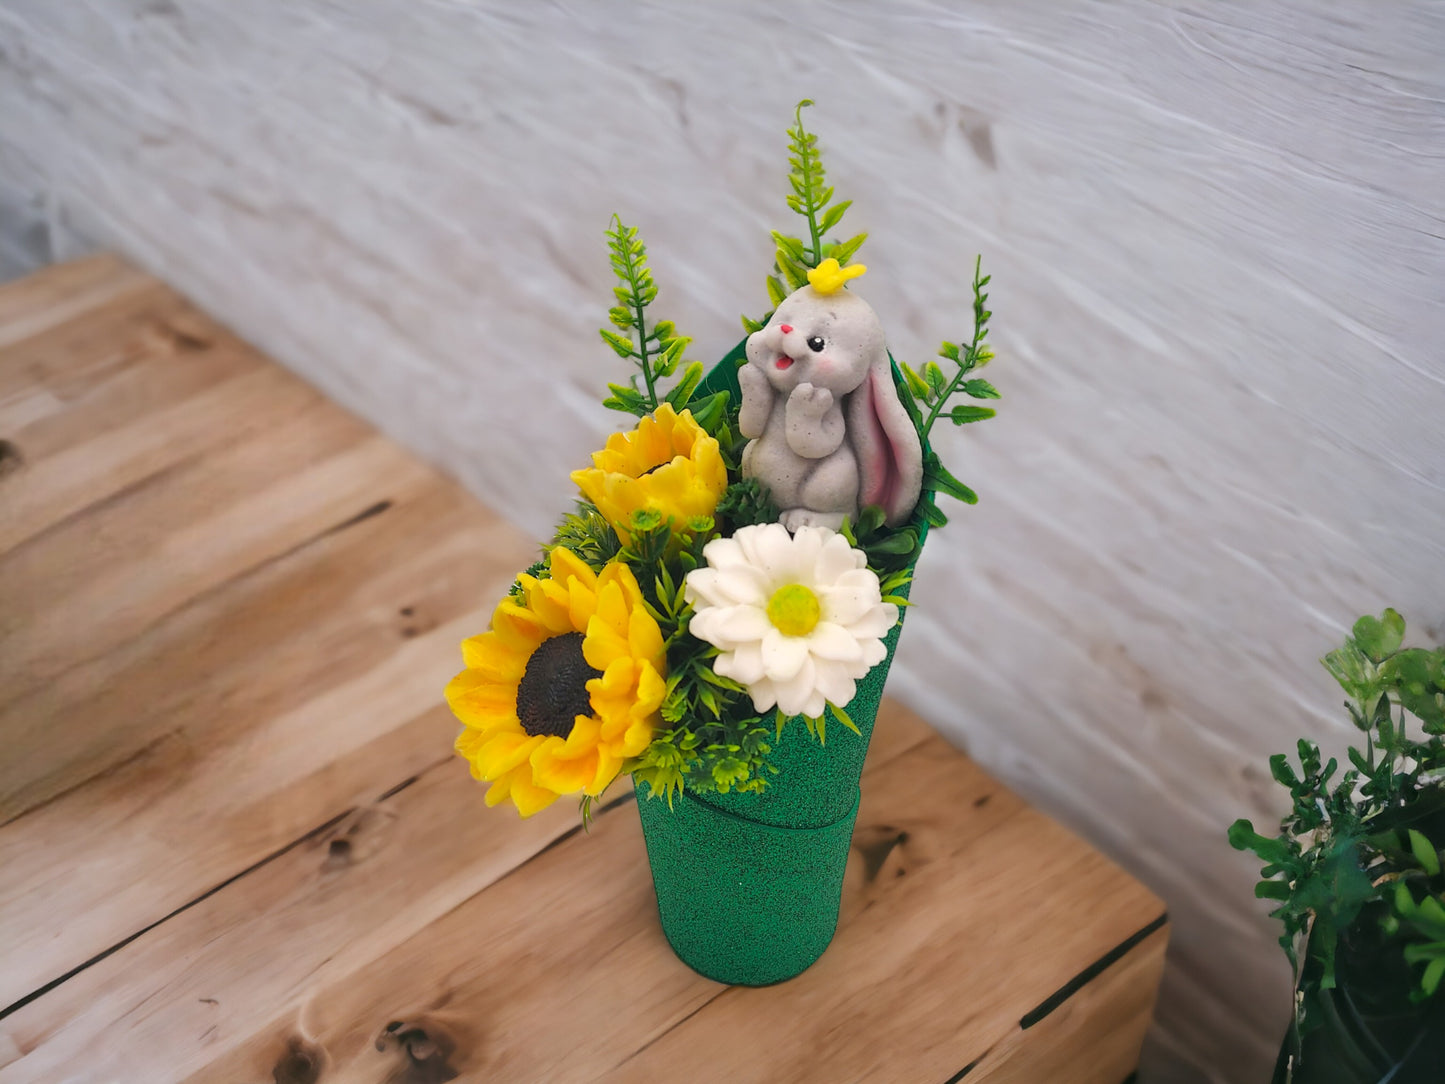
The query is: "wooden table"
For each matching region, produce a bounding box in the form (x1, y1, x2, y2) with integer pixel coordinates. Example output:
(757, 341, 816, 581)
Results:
(0, 256, 1167, 1083)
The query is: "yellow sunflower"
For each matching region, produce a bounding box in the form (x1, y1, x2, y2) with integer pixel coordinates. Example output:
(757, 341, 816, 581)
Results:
(571, 404, 726, 541)
(446, 547, 667, 816)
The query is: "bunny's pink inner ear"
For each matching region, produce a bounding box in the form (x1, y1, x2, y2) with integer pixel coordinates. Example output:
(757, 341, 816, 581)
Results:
(855, 364, 923, 527)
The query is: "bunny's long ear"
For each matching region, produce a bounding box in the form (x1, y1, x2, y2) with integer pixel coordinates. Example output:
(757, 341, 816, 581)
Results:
(848, 357, 924, 527)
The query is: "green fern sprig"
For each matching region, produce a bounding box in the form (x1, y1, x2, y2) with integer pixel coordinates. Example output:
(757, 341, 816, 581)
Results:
(893, 255, 999, 523)
(600, 215, 704, 416)
(743, 100, 868, 333)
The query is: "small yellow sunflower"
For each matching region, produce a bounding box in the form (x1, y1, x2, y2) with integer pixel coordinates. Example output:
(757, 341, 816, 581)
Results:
(446, 547, 667, 816)
(571, 404, 727, 541)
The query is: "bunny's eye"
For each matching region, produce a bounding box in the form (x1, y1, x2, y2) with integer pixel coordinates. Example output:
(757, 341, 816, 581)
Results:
(806, 335, 826, 352)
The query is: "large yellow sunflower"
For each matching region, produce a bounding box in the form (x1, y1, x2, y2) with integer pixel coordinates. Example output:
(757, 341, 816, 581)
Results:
(446, 547, 667, 816)
(571, 404, 726, 541)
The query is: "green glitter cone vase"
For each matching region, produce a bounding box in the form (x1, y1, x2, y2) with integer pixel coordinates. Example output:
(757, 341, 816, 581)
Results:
(634, 346, 926, 986)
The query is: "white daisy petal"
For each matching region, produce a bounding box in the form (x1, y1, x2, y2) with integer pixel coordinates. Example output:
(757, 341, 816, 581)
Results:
(818, 584, 874, 625)
(806, 621, 865, 662)
(774, 655, 818, 716)
(813, 658, 858, 707)
(858, 637, 889, 669)
(721, 641, 766, 685)
(713, 604, 772, 643)
(701, 536, 747, 570)
(844, 602, 899, 641)
(761, 627, 810, 681)
(747, 676, 778, 713)
(790, 525, 825, 575)
(712, 566, 770, 605)
(814, 532, 860, 583)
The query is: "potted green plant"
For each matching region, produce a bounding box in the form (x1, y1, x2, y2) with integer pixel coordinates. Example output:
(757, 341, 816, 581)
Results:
(1229, 609, 1445, 1082)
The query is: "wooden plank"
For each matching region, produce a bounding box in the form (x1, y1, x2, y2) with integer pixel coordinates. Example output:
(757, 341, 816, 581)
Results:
(969, 927, 1169, 1083)
(0, 261, 542, 1011)
(0, 254, 155, 353)
(0, 700, 934, 1083)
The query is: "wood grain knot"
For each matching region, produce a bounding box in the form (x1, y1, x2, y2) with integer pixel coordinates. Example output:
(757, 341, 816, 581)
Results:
(146, 315, 213, 354)
(321, 806, 396, 871)
(397, 603, 437, 640)
(272, 1035, 325, 1084)
(376, 1018, 459, 1083)
(0, 440, 23, 480)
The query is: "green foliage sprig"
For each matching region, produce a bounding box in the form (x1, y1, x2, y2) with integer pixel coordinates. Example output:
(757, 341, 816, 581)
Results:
(743, 100, 867, 333)
(1229, 610, 1445, 1053)
(600, 216, 704, 416)
(893, 255, 999, 529)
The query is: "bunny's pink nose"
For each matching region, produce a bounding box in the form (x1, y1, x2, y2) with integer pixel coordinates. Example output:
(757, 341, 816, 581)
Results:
(778, 324, 793, 334)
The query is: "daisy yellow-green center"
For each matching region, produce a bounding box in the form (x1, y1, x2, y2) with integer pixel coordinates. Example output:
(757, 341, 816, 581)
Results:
(767, 583, 821, 638)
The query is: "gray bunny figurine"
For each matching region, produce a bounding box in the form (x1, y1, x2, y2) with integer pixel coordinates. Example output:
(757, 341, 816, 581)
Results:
(739, 272, 923, 531)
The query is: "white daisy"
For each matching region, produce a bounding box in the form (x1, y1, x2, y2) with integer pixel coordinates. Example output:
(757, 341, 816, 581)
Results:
(683, 523, 899, 719)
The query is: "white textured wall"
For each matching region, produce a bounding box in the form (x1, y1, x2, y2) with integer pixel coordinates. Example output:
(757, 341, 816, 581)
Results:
(3, 2, 1443, 1079)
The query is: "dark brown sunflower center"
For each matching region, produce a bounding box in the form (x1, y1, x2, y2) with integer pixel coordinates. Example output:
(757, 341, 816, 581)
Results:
(517, 632, 600, 739)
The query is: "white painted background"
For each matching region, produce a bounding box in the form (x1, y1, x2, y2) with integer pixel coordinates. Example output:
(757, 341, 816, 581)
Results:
(2, 2, 1442, 1079)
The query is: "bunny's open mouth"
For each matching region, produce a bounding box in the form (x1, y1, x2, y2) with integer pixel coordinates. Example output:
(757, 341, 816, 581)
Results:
(775, 355, 794, 370)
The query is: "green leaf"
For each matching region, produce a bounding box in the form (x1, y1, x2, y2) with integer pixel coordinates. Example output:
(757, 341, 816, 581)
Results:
(1255, 880, 1292, 901)
(1409, 829, 1441, 877)
(924, 361, 948, 394)
(665, 361, 705, 408)
(1423, 955, 1445, 996)
(963, 378, 1001, 399)
(829, 701, 861, 736)
(599, 328, 635, 358)
(1353, 608, 1405, 662)
(831, 232, 867, 264)
(741, 313, 765, 334)
(778, 257, 809, 292)
(766, 274, 788, 308)
(1228, 819, 1290, 863)
(772, 232, 808, 263)
(949, 405, 996, 425)
(1269, 753, 1299, 788)
(818, 200, 852, 236)
(900, 361, 930, 401)
(1386, 647, 1445, 732)
(923, 458, 978, 505)
(938, 341, 961, 363)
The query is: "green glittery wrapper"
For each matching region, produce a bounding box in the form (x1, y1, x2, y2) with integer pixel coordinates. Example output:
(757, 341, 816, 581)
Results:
(635, 346, 925, 986)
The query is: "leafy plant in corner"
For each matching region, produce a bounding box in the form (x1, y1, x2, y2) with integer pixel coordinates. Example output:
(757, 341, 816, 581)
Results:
(1229, 609, 1445, 1083)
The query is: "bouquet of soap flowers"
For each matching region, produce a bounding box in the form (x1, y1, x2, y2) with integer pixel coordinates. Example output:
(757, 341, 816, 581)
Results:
(446, 101, 1001, 820)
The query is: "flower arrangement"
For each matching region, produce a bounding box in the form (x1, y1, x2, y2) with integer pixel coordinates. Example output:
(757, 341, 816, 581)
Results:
(446, 100, 1002, 823)
(1229, 609, 1445, 1082)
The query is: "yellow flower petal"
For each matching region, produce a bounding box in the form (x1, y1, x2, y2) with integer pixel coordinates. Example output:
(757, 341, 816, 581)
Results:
(509, 774, 561, 817)
(484, 773, 512, 807)
(522, 576, 573, 634)
(594, 579, 631, 641)
(628, 607, 665, 670)
(476, 731, 547, 781)
(531, 742, 601, 795)
(583, 616, 632, 671)
(567, 576, 599, 632)
(491, 601, 550, 653)
(459, 632, 527, 680)
(445, 670, 524, 732)
(550, 546, 598, 592)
